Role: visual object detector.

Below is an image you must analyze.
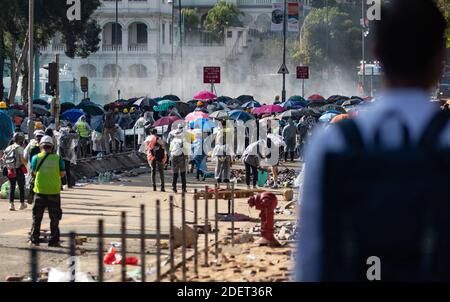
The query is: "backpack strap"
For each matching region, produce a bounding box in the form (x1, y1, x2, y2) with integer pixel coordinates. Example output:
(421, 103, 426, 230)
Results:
(373, 110, 411, 148)
(418, 110, 450, 150)
(335, 119, 365, 152)
(35, 153, 51, 174)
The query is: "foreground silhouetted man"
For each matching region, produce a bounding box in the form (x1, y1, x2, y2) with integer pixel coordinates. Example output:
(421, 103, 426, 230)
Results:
(297, 0, 449, 281)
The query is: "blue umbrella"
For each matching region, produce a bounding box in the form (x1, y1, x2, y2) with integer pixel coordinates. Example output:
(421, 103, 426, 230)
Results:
(62, 109, 85, 124)
(319, 112, 338, 123)
(281, 100, 305, 110)
(229, 110, 255, 122)
(241, 100, 261, 109)
(0, 111, 14, 150)
(91, 115, 104, 132)
(189, 118, 216, 132)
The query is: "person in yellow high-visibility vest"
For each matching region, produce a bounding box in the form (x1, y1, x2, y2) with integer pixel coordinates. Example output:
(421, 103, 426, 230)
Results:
(29, 136, 66, 247)
(75, 115, 91, 158)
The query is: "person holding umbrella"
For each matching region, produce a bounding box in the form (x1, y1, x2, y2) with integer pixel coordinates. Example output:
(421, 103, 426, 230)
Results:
(212, 120, 234, 184)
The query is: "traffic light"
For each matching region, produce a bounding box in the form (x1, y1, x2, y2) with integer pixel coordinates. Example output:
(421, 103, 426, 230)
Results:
(44, 62, 58, 96)
(80, 76, 89, 93)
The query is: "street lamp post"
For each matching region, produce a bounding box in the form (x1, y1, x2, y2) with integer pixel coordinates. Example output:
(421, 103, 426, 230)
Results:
(28, 0, 34, 139)
(361, 0, 366, 95)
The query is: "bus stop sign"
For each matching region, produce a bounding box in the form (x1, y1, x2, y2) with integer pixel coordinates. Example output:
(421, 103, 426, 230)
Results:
(203, 67, 221, 84)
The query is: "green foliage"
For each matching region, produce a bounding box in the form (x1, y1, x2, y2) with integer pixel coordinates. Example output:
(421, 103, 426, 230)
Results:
(436, 0, 449, 48)
(182, 8, 200, 32)
(204, 1, 243, 39)
(292, 7, 361, 71)
(1, 0, 101, 59)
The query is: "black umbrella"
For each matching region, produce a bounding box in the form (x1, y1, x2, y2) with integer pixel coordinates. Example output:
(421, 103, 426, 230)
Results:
(61, 102, 76, 113)
(236, 95, 254, 103)
(175, 102, 192, 117)
(318, 104, 346, 114)
(299, 107, 322, 117)
(133, 97, 157, 108)
(279, 109, 302, 120)
(33, 99, 50, 108)
(217, 96, 232, 103)
(33, 104, 49, 116)
(307, 101, 328, 108)
(343, 99, 363, 107)
(163, 94, 181, 101)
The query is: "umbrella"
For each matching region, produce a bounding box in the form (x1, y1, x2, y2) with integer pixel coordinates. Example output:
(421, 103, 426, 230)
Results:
(330, 114, 351, 124)
(153, 100, 177, 112)
(281, 100, 304, 110)
(185, 111, 209, 122)
(252, 105, 285, 116)
(216, 96, 232, 103)
(288, 95, 306, 103)
(0, 111, 14, 150)
(327, 95, 349, 103)
(33, 99, 50, 108)
(319, 112, 338, 123)
(193, 91, 217, 100)
(61, 102, 76, 113)
(307, 101, 328, 108)
(91, 116, 104, 132)
(79, 104, 104, 116)
(163, 94, 181, 102)
(209, 110, 230, 120)
(152, 116, 182, 127)
(241, 100, 261, 109)
(62, 109, 85, 124)
(342, 99, 363, 107)
(236, 95, 254, 103)
(299, 107, 322, 117)
(133, 97, 157, 108)
(189, 118, 216, 132)
(229, 110, 255, 122)
(225, 99, 242, 109)
(308, 94, 325, 102)
(319, 104, 347, 114)
(32, 104, 49, 116)
(207, 101, 228, 112)
(279, 109, 302, 120)
(175, 102, 192, 117)
(10, 104, 26, 111)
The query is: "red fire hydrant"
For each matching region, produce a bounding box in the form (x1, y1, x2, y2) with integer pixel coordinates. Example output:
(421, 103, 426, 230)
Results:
(248, 192, 280, 247)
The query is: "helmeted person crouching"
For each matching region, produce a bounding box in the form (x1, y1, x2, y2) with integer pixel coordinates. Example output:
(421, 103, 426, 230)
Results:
(29, 135, 66, 247)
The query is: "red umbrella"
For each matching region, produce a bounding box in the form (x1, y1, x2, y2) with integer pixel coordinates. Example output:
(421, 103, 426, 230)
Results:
(252, 105, 285, 116)
(185, 111, 209, 122)
(193, 91, 217, 100)
(152, 116, 182, 127)
(308, 94, 325, 102)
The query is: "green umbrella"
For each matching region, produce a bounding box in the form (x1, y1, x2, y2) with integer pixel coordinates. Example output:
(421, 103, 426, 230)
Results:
(154, 100, 177, 112)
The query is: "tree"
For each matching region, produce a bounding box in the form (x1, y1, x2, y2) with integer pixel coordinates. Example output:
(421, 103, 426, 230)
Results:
(182, 8, 200, 32)
(436, 0, 449, 48)
(292, 7, 361, 72)
(204, 1, 243, 39)
(0, 0, 101, 103)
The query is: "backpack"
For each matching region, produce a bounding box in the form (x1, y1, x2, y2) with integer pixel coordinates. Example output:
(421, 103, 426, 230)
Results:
(320, 110, 450, 282)
(29, 145, 40, 163)
(4, 147, 17, 169)
(151, 142, 165, 162)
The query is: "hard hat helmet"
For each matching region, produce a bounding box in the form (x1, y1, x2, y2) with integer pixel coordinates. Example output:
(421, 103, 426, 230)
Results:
(0, 101, 7, 109)
(114, 108, 119, 112)
(40, 135, 54, 146)
(35, 121, 43, 129)
(13, 132, 25, 144)
(33, 130, 45, 137)
(123, 108, 128, 113)
(197, 101, 203, 107)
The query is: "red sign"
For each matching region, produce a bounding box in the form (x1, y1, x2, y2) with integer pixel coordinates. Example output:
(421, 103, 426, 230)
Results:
(203, 67, 221, 84)
(296, 66, 309, 79)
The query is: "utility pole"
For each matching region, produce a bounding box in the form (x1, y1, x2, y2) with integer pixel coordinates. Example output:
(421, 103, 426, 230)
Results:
(55, 54, 60, 129)
(115, 0, 119, 94)
(282, 0, 287, 102)
(28, 0, 34, 139)
(361, 0, 366, 96)
(178, 0, 183, 64)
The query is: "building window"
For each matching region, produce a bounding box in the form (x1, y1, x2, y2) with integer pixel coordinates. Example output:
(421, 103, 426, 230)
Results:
(227, 31, 233, 38)
(169, 23, 173, 45)
(136, 23, 148, 44)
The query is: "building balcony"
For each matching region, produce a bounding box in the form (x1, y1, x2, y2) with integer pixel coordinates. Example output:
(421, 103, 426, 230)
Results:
(128, 44, 148, 52)
(102, 44, 122, 52)
(99, 0, 171, 14)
